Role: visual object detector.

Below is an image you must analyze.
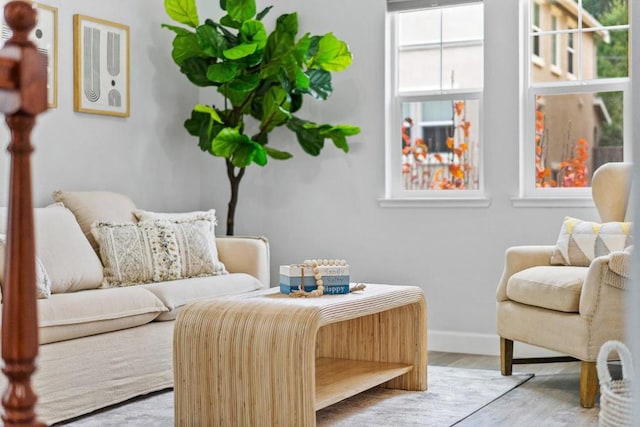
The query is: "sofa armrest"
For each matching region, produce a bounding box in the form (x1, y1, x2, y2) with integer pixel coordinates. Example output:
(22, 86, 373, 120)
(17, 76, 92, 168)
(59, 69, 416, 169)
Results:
(216, 236, 270, 288)
(496, 245, 555, 302)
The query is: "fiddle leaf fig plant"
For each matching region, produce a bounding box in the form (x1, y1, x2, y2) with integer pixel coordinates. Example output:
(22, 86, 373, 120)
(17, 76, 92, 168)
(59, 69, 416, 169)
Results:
(163, 0, 360, 235)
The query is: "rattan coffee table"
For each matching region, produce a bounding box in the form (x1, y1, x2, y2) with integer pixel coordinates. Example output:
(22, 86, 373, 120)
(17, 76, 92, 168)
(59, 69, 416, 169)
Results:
(173, 284, 427, 426)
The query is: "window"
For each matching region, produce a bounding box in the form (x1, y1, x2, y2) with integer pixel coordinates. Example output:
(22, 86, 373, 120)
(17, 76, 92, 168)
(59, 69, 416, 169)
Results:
(532, 2, 542, 59)
(385, 0, 485, 203)
(522, 0, 630, 201)
(550, 15, 560, 69)
(567, 27, 575, 76)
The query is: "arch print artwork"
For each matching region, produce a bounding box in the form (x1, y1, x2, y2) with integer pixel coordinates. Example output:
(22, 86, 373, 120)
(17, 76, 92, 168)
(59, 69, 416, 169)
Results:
(74, 15, 129, 117)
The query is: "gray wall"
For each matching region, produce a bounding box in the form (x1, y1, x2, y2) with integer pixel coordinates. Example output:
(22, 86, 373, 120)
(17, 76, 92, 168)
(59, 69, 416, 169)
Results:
(0, 0, 203, 211)
(196, 0, 612, 355)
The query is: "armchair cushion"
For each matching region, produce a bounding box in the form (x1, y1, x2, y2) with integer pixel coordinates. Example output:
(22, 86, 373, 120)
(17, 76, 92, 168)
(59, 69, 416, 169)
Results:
(550, 217, 632, 266)
(506, 266, 588, 312)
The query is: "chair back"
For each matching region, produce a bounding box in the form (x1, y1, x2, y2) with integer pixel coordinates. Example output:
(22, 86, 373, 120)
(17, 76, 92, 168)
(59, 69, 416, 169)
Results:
(591, 162, 633, 222)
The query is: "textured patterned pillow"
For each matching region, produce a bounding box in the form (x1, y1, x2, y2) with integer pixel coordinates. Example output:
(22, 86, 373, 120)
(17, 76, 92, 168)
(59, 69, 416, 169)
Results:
(550, 217, 633, 266)
(92, 221, 182, 287)
(0, 234, 52, 298)
(171, 219, 227, 278)
(133, 209, 227, 278)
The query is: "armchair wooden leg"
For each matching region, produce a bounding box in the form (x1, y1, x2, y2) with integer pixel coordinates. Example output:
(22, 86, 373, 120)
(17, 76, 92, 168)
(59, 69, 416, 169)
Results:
(500, 337, 513, 376)
(580, 361, 598, 408)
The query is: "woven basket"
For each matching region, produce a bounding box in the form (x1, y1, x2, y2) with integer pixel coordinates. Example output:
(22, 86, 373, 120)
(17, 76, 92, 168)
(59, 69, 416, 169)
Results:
(597, 340, 634, 427)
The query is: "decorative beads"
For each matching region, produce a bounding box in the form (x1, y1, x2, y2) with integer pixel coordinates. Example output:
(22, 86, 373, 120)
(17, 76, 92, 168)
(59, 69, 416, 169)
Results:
(289, 258, 349, 298)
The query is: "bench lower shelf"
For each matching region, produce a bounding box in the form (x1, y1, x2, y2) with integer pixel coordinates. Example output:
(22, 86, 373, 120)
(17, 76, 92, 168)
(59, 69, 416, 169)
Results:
(315, 357, 414, 410)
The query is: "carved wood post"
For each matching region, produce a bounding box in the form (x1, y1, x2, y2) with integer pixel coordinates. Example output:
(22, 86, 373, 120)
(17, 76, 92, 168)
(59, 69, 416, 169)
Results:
(0, 2, 48, 426)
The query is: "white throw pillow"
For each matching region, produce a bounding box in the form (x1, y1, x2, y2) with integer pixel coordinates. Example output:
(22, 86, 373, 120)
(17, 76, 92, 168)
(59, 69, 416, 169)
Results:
(0, 234, 52, 299)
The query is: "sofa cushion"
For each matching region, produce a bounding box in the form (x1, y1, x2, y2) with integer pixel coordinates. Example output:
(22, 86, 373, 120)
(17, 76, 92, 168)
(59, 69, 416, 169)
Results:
(52, 190, 137, 253)
(0, 234, 52, 298)
(0, 204, 104, 293)
(141, 273, 263, 321)
(550, 216, 633, 266)
(92, 221, 182, 287)
(506, 266, 588, 313)
(37, 287, 168, 344)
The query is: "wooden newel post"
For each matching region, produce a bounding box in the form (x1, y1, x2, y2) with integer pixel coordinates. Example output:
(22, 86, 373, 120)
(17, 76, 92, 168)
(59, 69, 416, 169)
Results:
(0, 2, 48, 426)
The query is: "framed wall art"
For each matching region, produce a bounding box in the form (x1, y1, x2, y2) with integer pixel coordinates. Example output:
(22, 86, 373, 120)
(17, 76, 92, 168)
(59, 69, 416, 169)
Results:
(73, 15, 129, 117)
(0, 1, 58, 108)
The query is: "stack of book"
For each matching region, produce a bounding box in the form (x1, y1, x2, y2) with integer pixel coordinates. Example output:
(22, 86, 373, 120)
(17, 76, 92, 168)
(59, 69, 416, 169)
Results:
(279, 263, 350, 294)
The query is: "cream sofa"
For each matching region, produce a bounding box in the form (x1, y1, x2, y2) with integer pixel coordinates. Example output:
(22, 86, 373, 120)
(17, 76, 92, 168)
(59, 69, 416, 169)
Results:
(0, 191, 270, 425)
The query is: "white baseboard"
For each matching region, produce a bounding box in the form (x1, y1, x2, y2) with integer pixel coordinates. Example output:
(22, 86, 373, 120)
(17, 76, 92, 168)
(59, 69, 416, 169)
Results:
(428, 330, 566, 358)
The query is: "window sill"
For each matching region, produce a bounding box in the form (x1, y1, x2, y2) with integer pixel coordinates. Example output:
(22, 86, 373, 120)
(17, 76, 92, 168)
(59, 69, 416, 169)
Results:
(378, 196, 491, 208)
(511, 196, 595, 208)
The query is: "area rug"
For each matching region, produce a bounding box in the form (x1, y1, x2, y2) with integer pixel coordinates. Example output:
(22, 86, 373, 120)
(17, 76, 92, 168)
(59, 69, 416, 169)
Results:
(56, 366, 533, 427)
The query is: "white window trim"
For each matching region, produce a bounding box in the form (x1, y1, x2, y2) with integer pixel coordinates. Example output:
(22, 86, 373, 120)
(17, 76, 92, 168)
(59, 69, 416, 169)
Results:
(518, 0, 631, 205)
(382, 2, 488, 206)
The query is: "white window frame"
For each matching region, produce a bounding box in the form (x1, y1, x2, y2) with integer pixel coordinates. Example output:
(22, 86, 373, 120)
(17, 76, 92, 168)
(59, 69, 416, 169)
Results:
(382, 0, 488, 207)
(517, 0, 632, 206)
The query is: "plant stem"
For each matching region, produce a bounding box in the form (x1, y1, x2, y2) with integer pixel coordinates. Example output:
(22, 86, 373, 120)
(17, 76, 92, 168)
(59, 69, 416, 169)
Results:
(225, 158, 246, 236)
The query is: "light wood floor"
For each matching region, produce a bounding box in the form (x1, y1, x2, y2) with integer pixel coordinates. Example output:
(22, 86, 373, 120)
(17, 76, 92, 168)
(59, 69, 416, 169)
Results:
(429, 351, 606, 426)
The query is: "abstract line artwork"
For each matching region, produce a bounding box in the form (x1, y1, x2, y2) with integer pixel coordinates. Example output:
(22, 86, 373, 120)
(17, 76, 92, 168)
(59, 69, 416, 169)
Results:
(83, 27, 100, 103)
(0, 2, 58, 108)
(74, 15, 129, 117)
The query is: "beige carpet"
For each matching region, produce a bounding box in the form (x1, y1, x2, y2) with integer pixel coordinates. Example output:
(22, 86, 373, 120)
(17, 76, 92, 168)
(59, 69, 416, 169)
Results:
(55, 366, 533, 427)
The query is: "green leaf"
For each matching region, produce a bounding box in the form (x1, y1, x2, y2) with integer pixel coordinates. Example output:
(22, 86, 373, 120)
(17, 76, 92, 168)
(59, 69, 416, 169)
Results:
(225, 0, 256, 23)
(223, 43, 258, 59)
(180, 57, 215, 86)
(196, 24, 228, 57)
(312, 33, 353, 72)
(276, 13, 298, 38)
(161, 24, 192, 36)
(212, 127, 243, 157)
(287, 117, 324, 156)
(261, 86, 290, 132)
(164, 0, 199, 28)
(184, 110, 208, 137)
(218, 83, 249, 107)
(305, 68, 332, 99)
(193, 104, 223, 124)
(232, 140, 267, 167)
(171, 33, 203, 66)
(293, 33, 311, 63)
(220, 15, 242, 29)
(228, 73, 260, 92)
(207, 62, 240, 83)
(295, 68, 310, 90)
(321, 124, 359, 152)
(265, 146, 293, 160)
(240, 20, 267, 49)
(256, 6, 273, 21)
(263, 14, 298, 65)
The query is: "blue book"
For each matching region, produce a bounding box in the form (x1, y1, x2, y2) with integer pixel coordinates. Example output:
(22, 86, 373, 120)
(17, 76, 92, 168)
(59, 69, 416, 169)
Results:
(279, 283, 351, 295)
(279, 275, 350, 287)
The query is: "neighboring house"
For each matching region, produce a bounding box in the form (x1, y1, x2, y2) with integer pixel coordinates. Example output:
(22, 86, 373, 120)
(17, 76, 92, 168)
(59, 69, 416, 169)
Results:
(532, 0, 616, 182)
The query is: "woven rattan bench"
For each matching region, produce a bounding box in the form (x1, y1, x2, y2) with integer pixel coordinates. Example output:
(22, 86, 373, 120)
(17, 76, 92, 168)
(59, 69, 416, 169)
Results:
(173, 284, 427, 426)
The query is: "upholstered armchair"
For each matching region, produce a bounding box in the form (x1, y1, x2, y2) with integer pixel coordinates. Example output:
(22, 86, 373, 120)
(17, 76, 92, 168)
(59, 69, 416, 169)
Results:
(496, 162, 633, 408)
